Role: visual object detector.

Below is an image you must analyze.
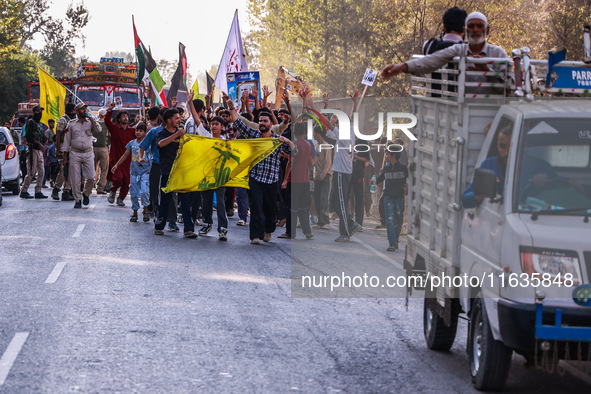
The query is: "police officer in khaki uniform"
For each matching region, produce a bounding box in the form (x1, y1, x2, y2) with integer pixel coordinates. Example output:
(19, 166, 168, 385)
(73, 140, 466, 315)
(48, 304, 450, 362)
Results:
(53, 103, 76, 201)
(93, 109, 110, 194)
(62, 102, 101, 208)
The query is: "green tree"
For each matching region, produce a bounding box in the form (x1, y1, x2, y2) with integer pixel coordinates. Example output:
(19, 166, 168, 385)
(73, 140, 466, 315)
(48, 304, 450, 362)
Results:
(0, 0, 90, 118)
(39, 2, 90, 76)
(246, 0, 591, 98)
(0, 47, 43, 120)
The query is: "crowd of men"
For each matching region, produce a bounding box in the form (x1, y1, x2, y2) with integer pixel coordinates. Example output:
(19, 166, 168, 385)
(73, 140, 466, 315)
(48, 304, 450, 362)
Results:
(5, 7, 506, 251)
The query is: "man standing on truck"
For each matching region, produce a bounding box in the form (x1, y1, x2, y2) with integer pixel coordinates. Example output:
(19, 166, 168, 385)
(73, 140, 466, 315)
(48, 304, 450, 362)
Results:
(105, 102, 136, 206)
(381, 11, 508, 91)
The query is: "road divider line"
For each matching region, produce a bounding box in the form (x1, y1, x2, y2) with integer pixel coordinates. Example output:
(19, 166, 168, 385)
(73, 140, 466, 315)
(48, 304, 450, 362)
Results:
(0, 332, 29, 385)
(72, 224, 85, 238)
(45, 262, 66, 284)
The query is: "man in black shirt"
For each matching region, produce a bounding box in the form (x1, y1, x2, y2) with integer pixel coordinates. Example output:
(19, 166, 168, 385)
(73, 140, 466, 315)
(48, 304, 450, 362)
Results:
(153, 108, 197, 238)
(20, 105, 48, 199)
(376, 149, 408, 251)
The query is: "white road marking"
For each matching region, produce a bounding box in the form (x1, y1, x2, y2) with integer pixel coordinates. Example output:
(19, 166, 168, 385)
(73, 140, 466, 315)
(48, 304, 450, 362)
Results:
(352, 236, 404, 271)
(45, 262, 66, 284)
(72, 224, 85, 238)
(0, 332, 29, 385)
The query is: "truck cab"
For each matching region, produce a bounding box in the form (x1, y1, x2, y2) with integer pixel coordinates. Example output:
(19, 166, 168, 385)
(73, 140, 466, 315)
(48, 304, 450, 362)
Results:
(75, 58, 143, 117)
(404, 53, 591, 390)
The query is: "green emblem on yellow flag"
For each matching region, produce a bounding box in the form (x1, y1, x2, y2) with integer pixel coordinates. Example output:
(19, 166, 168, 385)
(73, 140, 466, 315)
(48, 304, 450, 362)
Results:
(39, 68, 67, 126)
(163, 135, 282, 193)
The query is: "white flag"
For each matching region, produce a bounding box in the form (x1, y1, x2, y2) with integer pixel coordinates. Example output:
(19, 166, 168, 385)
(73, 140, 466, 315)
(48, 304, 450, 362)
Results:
(214, 10, 249, 94)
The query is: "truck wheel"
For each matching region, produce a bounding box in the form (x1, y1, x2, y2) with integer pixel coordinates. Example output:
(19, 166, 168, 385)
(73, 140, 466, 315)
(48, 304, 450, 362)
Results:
(423, 298, 458, 351)
(469, 297, 512, 391)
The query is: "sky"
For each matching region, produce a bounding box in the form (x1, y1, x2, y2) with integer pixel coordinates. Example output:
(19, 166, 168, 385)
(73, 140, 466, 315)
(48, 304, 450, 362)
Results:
(32, 0, 252, 88)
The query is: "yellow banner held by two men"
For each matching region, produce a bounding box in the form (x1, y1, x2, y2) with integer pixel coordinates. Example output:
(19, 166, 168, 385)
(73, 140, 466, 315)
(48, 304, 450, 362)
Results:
(163, 135, 282, 193)
(39, 68, 67, 127)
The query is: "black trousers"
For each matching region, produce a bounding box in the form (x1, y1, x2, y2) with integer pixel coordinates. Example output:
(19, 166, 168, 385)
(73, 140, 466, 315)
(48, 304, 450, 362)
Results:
(290, 182, 312, 237)
(349, 175, 365, 225)
(149, 162, 176, 222)
(155, 172, 193, 232)
(247, 178, 278, 240)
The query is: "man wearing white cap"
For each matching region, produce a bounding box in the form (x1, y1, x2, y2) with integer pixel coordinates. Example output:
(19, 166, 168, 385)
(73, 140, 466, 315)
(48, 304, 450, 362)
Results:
(93, 109, 110, 194)
(382, 11, 508, 91)
(62, 102, 101, 208)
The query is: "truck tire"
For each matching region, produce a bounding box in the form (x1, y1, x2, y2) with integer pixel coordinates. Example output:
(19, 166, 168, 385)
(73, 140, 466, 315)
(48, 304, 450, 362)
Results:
(469, 297, 512, 391)
(423, 298, 458, 351)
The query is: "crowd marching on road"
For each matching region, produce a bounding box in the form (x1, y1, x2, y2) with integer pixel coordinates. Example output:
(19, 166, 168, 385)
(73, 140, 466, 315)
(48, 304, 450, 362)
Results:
(4, 9, 511, 252)
(4, 85, 408, 251)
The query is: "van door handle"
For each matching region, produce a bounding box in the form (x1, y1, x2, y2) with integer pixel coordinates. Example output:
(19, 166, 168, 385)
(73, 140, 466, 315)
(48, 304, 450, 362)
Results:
(467, 211, 474, 220)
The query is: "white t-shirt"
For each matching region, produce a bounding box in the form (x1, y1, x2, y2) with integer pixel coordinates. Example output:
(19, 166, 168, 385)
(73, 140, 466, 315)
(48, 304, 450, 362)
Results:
(185, 117, 210, 136)
(326, 125, 354, 174)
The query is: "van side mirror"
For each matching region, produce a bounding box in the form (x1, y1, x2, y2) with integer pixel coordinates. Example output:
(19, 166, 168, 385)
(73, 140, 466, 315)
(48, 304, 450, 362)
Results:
(473, 168, 497, 200)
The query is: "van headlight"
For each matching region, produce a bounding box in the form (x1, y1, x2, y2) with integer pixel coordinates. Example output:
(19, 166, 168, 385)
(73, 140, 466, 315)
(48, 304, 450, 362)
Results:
(520, 246, 581, 284)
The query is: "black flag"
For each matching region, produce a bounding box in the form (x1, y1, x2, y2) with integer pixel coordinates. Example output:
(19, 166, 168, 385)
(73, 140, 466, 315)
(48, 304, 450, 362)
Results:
(167, 42, 187, 104)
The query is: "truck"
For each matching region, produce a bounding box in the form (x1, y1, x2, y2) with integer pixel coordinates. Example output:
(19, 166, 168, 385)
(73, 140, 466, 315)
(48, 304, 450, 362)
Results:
(74, 57, 144, 117)
(404, 49, 591, 390)
(16, 78, 75, 118)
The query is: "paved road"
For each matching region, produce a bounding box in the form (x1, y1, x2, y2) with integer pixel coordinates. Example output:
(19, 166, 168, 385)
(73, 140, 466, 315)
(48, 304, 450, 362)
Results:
(0, 190, 589, 393)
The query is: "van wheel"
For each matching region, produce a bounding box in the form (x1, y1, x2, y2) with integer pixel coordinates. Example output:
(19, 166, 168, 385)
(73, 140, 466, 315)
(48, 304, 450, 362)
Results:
(11, 182, 19, 195)
(469, 297, 512, 391)
(423, 298, 458, 351)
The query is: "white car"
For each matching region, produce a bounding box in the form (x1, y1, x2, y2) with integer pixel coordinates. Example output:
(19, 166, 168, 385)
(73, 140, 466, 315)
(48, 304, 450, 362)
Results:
(0, 127, 20, 198)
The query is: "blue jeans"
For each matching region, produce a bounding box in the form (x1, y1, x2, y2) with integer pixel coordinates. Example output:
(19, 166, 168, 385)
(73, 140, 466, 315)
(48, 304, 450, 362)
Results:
(202, 187, 228, 231)
(130, 173, 150, 211)
(236, 187, 249, 221)
(384, 196, 404, 247)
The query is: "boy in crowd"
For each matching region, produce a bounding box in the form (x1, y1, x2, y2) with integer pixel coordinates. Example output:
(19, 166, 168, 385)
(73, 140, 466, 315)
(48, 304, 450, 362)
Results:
(375, 149, 408, 252)
(153, 109, 196, 238)
(112, 123, 151, 223)
(187, 93, 229, 241)
(47, 136, 59, 187)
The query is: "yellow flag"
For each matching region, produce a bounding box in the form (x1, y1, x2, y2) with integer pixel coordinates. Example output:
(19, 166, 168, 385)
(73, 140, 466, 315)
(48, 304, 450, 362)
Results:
(39, 68, 67, 126)
(189, 79, 207, 103)
(163, 135, 282, 192)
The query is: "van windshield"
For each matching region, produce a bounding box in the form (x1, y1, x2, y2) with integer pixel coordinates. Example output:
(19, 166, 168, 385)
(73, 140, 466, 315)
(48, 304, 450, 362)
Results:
(516, 118, 591, 214)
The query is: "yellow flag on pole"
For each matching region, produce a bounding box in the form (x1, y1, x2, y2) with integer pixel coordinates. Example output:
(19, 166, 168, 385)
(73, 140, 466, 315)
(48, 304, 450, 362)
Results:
(38, 68, 67, 126)
(163, 135, 282, 192)
(189, 79, 206, 103)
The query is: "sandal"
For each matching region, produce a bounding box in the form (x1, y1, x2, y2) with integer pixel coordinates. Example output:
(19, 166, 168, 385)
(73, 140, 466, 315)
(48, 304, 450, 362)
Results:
(143, 209, 150, 222)
(277, 233, 292, 239)
(277, 218, 286, 227)
(130, 212, 138, 222)
(184, 231, 198, 239)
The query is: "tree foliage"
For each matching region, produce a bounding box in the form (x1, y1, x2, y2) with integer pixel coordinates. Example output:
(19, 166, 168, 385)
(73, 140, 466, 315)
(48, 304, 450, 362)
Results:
(246, 0, 591, 97)
(0, 0, 90, 119)
(0, 48, 43, 120)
